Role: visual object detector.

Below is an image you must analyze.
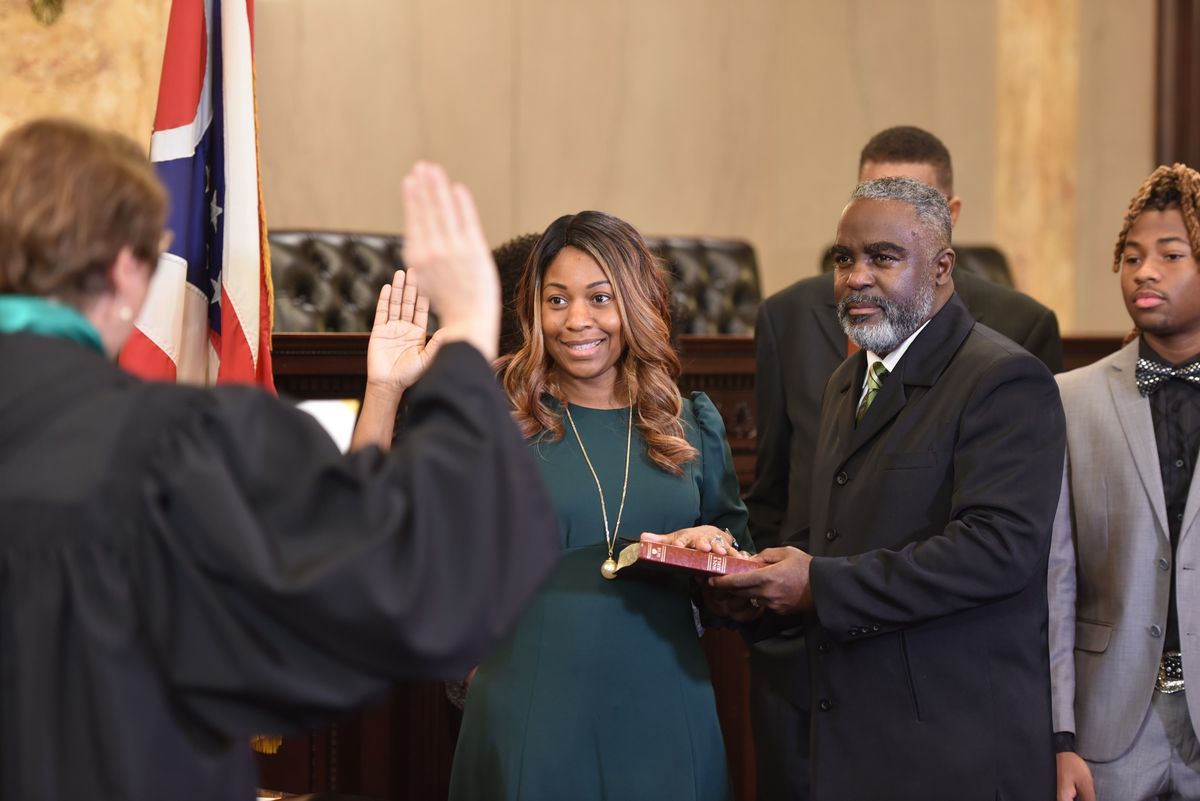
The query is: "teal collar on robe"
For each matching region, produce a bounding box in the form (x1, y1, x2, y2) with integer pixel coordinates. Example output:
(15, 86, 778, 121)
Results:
(0, 295, 105, 355)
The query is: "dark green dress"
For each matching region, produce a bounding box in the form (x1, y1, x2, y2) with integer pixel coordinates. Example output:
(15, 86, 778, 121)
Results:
(449, 392, 749, 801)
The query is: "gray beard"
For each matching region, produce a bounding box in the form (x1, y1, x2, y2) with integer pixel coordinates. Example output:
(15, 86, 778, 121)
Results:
(837, 280, 935, 355)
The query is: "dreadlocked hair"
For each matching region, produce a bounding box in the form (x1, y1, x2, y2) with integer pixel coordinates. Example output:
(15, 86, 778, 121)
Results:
(1113, 163, 1200, 273)
(498, 211, 698, 476)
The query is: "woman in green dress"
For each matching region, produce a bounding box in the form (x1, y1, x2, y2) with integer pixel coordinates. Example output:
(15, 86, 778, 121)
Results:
(446, 210, 752, 801)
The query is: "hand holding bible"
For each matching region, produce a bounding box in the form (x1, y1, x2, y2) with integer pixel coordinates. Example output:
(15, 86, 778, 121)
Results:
(709, 546, 814, 616)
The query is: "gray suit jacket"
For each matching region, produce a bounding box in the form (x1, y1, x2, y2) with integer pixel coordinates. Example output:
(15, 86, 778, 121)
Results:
(1048, 339, 1200, 762)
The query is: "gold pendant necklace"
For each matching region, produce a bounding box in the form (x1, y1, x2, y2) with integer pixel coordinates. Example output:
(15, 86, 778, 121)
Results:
(563, 390, 633, 580)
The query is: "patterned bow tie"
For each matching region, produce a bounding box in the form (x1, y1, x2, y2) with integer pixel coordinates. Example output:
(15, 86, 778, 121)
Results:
(1135, 357, 1200, 396)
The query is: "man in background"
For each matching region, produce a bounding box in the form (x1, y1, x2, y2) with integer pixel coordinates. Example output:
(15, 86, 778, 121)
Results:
(744, 126, 1063, 799)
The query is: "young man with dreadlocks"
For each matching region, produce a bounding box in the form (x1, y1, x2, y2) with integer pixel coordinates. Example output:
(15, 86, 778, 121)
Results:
(1050, 163, 1200, 801)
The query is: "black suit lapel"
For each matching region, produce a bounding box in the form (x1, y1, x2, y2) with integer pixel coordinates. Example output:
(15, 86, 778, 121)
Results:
(838, 295, 976, 461)
(828, 352, 866, 461)
(848, 363, 907, 453)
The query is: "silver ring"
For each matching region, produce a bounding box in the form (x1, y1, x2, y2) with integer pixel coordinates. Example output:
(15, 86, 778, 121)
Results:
(709, 536, 726, 548)
(749, 598, 761, 609)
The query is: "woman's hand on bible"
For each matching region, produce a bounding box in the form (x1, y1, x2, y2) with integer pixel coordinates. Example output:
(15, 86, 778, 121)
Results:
(640, 526, 749, 557)
(365, 269, 443, 397)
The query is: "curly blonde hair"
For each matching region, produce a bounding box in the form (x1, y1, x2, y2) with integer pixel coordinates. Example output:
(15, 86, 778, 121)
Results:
(1113, 163, 1200, 272)
(498, 211, 697, 475)
(1112, 163, 1200, 344)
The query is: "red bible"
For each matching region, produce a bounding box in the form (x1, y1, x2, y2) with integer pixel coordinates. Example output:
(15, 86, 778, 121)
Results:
(614, 541, 762, 577)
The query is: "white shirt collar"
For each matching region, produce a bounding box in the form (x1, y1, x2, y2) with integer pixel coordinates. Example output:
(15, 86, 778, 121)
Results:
(860, 318, 932, 399)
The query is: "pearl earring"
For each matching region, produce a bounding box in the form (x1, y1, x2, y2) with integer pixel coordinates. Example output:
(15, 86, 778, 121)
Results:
(117, 306, 133, 322)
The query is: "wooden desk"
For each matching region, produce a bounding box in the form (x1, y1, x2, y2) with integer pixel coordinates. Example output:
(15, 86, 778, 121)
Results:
(260, 332, 1121, 800)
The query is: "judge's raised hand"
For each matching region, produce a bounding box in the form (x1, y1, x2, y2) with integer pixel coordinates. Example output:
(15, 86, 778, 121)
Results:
(401, 161, 500, 362)
(709, 546, 814, 616)
(1056, 752, 1096, 801)
(366, 269, 443, 396)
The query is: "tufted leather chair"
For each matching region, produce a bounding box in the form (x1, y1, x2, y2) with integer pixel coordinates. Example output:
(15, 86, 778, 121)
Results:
(269, 232, 404, 333)
(269, 230, 761, 336)
(647, 236, 760, 336)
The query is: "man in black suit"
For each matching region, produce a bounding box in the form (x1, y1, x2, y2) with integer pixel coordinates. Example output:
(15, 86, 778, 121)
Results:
(743, 126, 1063, 800)
(713, 177, 1065, 800)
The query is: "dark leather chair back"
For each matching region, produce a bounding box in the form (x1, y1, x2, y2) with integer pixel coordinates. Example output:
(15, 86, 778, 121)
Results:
(269, 230, 762, 336)
(647, 236, 761, 336)
(270, 232, 403, 333)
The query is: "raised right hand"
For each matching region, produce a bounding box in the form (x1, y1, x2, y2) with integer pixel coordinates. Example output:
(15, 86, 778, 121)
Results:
(400, 162, 500, 362)
(365, 269, 442, 395)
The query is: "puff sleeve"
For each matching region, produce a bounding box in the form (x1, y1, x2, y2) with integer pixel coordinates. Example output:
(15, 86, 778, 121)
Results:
(689, 391, 752, 552)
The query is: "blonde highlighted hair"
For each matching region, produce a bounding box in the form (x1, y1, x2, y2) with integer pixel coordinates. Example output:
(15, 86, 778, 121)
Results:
(499, 211, 697, 475)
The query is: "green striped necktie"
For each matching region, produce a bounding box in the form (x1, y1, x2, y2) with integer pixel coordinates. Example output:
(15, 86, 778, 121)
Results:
(856, 361, 889, 423)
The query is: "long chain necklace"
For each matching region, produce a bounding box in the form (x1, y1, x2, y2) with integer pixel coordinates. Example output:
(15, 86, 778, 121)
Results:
(563, 389, 633, 580)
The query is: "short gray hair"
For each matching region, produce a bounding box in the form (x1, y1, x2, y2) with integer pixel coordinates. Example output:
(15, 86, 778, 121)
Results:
(850, 176, 952, 249)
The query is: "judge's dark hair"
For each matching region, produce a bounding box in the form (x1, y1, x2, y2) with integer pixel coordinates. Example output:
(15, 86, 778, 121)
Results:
(499, 211, 698, 475)
(1112, 163, 1200, 272)
(492, 233, 541, 358)
(859, 126, 954, 196)
(0, 118, 167, 306)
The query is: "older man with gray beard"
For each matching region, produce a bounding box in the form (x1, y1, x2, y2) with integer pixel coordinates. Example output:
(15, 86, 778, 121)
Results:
(707, 177, 1066, 801)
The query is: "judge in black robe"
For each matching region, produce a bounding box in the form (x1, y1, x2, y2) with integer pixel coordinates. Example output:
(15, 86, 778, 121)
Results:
(0, 120, 560, 800)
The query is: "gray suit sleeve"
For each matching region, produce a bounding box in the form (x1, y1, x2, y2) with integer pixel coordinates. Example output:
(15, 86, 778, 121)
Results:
(1048, 448, 1078, 735)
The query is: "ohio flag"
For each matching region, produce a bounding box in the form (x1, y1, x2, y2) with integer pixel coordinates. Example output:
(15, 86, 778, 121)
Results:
(120, 0, 275, 390)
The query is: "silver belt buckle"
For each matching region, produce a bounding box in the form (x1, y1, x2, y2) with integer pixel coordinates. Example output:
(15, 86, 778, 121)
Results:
(1157, 650, 1185, 694)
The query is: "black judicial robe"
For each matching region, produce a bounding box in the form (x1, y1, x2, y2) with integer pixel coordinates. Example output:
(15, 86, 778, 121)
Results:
(0, 334, 561, 801)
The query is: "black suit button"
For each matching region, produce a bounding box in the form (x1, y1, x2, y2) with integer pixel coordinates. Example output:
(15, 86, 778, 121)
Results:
(835, 471, 849, 486)
(871, 624, 881, 632)
(849, 628, 859, 637)
(818, 698, 833, 712)
(1159, 558, 1171, 572)
(817, 643, 830, 654)
(825, 529, 838, 542)
(1150, 624, 1163, 638)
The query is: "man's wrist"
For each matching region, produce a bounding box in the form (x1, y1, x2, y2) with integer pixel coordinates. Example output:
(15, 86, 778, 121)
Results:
(1052, 731, 1076, 753)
